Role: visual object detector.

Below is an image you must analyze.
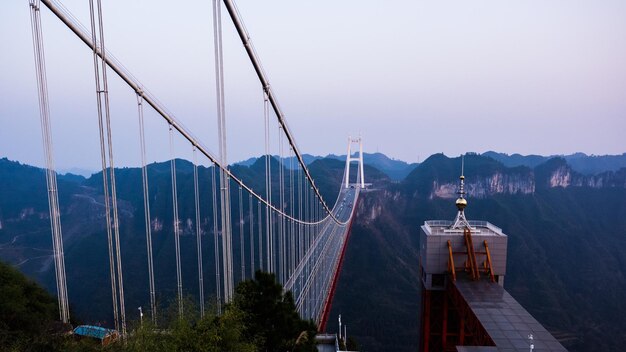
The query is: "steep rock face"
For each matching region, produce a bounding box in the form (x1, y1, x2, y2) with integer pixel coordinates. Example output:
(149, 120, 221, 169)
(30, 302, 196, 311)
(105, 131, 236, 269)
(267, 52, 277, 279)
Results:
(549, 164, 577, 187)
(431, 172, 535, 199)
(585, 169, 626, 188)
(357, 189, 401, 223)
(426, 156, 626, 200)
(536, 157, 626, 190)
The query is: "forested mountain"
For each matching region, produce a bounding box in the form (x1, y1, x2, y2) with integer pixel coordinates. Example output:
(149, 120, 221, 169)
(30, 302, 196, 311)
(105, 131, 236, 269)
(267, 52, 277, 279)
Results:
(329, 154, 626, 351)
(0, 156, 387, 325)
(1, 154, 625, 351)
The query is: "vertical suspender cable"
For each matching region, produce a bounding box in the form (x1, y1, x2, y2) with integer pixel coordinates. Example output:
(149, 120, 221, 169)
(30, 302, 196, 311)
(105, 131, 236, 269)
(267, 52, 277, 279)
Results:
(88, 2, 117, 331)
(298, 164, 303, 266)
(249, 193, 254, 276)
(96, 0, 126, 333)
(263, 90, 273, 273)
(289, 148, 295, 276)
(136, 91, 156, 323)
(239, 186, 244, 280)
(304, 181, 309, 306)
(87, 0, 126, 333)
(257, 200, 262, 271)
(211, 165, 222, 314)
(278, 128, 284, 283)
(212, 0, 233, 302)
(303, 177, 307, 261)
(29, 0, 69, 324)
(193, 146, 205, 317)
(169, 125, 183, 316)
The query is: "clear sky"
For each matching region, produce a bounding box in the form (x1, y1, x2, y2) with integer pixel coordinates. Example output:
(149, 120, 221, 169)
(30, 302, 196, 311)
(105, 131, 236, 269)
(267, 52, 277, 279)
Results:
(1, 0, 625, 171)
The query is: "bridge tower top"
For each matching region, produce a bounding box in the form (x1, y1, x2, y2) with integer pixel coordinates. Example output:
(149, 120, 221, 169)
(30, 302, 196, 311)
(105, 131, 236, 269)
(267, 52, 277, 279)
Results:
(344, 136, 365, 189)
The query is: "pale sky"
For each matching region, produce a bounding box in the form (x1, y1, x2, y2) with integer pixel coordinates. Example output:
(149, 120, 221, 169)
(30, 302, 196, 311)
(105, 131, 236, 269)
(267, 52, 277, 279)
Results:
(1, 1, 625, 171)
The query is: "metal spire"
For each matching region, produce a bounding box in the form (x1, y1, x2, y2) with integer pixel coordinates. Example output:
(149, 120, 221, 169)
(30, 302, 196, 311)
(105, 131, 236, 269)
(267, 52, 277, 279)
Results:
(450, 154, 472, 230)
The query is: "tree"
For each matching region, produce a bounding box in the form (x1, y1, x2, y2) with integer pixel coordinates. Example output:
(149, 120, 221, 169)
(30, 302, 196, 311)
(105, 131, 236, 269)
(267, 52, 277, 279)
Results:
(232, 271, 317, 352)
(121, 299, 255, 352)
(0, 260, 64, 351)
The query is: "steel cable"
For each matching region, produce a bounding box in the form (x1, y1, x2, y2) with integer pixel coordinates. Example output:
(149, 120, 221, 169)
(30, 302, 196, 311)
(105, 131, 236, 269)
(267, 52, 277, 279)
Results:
(136, 91, 156, 323)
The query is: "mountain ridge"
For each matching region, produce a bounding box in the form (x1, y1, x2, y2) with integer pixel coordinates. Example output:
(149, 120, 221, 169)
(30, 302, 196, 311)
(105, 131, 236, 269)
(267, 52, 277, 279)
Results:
(1, 153, 625, 351)
(483, 151, 626, 175)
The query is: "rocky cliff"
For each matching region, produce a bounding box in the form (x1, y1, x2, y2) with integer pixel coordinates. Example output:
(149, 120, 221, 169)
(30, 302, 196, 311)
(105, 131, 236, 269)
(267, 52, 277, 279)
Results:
(411, 155, 626, 199)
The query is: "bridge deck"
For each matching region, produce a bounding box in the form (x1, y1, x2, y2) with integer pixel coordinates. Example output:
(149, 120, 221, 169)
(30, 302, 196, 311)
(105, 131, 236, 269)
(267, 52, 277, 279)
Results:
(453, 278, 567, 351)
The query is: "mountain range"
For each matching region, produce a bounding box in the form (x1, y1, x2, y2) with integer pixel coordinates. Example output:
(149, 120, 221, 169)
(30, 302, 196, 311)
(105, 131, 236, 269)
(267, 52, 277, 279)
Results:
(328, 153, 626, 351)
(233, 151, 626, 183)
(482, 151, 626, 175)
(1, 152, 625, 351)
(236, 152, 417, 181)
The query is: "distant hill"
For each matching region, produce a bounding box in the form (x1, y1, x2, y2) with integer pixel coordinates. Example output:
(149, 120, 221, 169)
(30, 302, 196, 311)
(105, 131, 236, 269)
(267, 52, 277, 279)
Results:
(483, 151, 626, 175)
(326, 152, 418, 181)
(236, 152, 417, 181)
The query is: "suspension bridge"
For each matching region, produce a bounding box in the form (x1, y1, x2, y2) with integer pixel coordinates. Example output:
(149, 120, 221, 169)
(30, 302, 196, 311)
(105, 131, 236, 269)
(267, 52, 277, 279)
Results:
(25, 0, 366, 336)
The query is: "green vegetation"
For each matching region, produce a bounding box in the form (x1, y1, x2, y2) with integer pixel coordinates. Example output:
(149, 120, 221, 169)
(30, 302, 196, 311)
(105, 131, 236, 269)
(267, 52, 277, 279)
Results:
(233, 271, 317, 351)
(0, 266, 316, 352)
(0, 260, 63, 351)
(113, 271, 317, 352)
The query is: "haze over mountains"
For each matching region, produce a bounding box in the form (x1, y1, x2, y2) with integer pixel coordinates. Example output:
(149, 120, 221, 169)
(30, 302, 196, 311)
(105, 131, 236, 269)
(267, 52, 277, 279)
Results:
(53, 151, 626, 181)
(1, 151, 625, 351)
(220, 151, 626, 182)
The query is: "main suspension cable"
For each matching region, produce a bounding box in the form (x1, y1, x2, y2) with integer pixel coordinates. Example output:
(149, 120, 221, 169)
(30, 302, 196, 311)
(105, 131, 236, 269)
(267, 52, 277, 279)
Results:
(38, 0, 348, 227)
(221, 0, 340, 222)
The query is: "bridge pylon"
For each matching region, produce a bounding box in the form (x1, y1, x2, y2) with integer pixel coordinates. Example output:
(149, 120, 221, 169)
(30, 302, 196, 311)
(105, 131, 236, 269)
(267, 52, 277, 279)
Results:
(344, 136, 365, 189)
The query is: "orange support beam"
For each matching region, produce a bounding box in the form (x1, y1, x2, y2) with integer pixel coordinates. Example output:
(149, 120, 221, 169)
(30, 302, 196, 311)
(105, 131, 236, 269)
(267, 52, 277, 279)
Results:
(483, 240, 496, 283)
(463, 227, 479, 280)
(447, 240, 457, 282)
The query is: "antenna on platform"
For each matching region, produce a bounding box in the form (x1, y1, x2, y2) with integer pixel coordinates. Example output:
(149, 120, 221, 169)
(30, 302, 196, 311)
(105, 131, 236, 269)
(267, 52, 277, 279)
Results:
(461, 154, 465, 177)
(450, 154, 471, 229)
(528, 334, 534, 352)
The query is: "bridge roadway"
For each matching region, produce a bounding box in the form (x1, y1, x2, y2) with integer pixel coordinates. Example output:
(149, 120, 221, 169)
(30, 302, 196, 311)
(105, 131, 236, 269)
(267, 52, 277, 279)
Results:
(284, 185, 360, 328)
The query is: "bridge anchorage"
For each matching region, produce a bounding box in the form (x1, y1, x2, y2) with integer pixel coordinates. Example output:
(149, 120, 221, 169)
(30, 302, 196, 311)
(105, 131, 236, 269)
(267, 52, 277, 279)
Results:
(25, 0, 365, 340)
